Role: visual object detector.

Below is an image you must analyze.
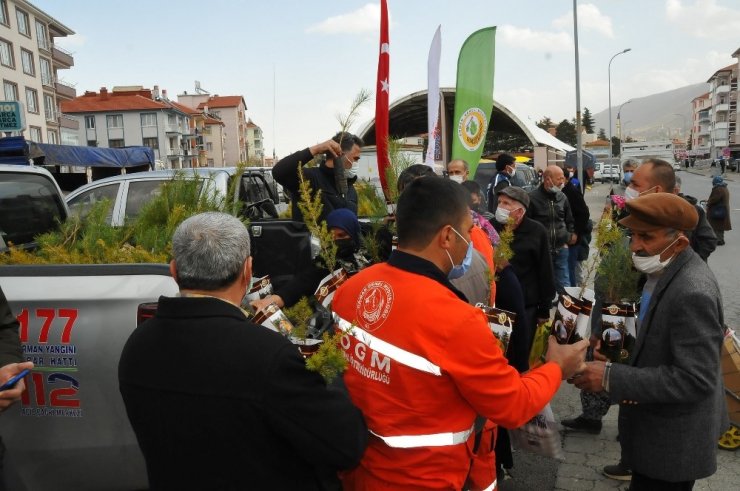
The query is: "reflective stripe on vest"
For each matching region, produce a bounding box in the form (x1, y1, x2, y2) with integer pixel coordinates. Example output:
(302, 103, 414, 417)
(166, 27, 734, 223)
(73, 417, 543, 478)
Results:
(335, 316, 441, 376)
(369, 424, 475, 448)
(482, 479, 497, 491)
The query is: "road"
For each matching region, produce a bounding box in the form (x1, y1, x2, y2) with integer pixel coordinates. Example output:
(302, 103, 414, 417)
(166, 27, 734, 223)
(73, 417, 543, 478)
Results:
(500, 175, 740, 491)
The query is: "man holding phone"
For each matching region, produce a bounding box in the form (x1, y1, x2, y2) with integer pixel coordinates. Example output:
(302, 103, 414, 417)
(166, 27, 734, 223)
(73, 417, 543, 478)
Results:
(118, 212, 367, 490)
(0, 286, 34, 490)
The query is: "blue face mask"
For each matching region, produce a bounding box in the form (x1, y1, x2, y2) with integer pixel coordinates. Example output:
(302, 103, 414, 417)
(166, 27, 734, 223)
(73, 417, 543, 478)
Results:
(623, 171, 633, 184)
(446, 227, 473, 280)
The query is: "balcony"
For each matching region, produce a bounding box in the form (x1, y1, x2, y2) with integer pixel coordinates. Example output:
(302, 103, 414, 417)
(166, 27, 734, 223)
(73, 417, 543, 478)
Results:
(731, 134, 740, 145)
(167, 147, 182, 157)
(165, 124, 182, 134)
(715, 121, 729, 130)
(51, 44, 74, 68)
(55, 81, 76, 99)
(59, 115, 79, 130)
(715, 103, 729, 112)
(715, 84, 730, 94)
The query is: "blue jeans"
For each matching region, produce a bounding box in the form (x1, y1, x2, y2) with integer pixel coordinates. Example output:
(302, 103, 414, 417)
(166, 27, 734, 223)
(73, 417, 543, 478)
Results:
(568, 244, 581, 287)
(552, 246, 570, 292)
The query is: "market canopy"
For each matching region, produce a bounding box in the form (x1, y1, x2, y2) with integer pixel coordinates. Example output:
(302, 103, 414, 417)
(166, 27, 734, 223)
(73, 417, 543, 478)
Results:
(27, 141, 155, 168)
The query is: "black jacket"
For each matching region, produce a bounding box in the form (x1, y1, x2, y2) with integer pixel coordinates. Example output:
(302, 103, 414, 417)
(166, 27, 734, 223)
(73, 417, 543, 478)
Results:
(118, 296, 367, 490)
(526, 185, 575, 251)
(0, 286, 22, 368)
(494, 217, 555, 319)
(273, 148, 358, 223)
(680, 193, 718, 260)
(561, 181, 590, 239)
(486, 172, 511, 213)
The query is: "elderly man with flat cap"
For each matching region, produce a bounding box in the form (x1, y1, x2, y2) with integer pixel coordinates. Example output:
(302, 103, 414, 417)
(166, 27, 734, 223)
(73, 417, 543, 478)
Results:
(574, 193, 728, 491)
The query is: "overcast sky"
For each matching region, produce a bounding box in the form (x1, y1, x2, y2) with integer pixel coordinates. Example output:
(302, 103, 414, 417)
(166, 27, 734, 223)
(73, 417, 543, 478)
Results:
(35, 0, 740, 157)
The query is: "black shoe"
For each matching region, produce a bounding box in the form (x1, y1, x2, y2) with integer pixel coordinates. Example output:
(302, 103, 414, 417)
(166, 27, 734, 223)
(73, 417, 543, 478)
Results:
(561, 416, 602, 434)
(603, 462, 632, 481)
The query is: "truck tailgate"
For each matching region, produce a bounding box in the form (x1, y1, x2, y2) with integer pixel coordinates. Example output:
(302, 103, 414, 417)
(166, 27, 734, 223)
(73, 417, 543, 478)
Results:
(0, 264, 178, 490)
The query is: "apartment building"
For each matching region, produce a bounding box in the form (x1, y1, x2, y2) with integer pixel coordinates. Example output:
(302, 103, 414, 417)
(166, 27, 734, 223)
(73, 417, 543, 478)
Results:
(705, 63, 737, 159)
(1, 0, 76, 144)
(731, 47, 740, 159)
(246, 118, 264, 165)
(691, 92, 711, 157)
(178, 91, 248, 165)
(60, 86, 195, 169)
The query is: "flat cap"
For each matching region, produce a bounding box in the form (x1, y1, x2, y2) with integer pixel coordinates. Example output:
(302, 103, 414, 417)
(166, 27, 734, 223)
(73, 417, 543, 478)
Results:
(499, 186, 530, 209)
(619, 193, 698, 232)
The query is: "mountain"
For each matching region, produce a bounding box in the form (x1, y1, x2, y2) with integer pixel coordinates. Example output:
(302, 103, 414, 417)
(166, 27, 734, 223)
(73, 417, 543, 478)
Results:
(591, 83, 709, 141)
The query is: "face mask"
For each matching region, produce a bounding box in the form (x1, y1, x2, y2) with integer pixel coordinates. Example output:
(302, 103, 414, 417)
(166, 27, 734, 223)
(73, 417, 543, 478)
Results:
(335, 238, 355, 260)
(449, 174, 464, 184)
(624, 186, 640, 201)
(495, 207, 511, 224)
(631, 237, 679, 274)
(345, 161, 359, 179)
(445, 227, 473, 280)
(548, 184, 563, 194)
(623, 171, 633, 184)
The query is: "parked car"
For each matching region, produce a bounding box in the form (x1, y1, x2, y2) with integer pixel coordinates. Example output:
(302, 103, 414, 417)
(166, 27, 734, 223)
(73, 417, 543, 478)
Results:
(0, 164, 68, 252)
(473, 162, 540, 200)
(597, 163, 621, 183)
(65, 167, 284, 226)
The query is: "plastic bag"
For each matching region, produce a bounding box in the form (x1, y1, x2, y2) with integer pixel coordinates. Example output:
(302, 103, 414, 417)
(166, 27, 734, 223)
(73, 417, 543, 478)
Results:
(509, 403, 564, 460)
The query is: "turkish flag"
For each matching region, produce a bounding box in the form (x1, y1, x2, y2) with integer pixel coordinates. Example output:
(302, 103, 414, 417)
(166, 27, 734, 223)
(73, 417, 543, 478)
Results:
(376, 0, 390, 195)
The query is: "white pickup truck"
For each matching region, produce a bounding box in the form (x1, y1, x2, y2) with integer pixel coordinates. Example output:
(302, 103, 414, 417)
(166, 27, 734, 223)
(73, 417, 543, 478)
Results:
(0, 164, 312, 489)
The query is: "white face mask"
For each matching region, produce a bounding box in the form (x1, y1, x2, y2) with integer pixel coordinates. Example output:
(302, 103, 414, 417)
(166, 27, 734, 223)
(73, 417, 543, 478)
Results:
(548, 183, 563, 193)
(449, 175, 464, 184)
(345, 161, 359, 179)
(495, 207, 511, 224)
(624, 186, 640, 201)
(631, 237, 679, 274)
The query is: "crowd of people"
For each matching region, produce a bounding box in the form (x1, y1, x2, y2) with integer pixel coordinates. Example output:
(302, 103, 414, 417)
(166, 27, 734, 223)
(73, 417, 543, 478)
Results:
(0, 131, 732, 491)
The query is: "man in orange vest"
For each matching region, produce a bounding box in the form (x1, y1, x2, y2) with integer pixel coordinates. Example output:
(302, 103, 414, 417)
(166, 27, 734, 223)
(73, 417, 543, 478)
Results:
(333, 177, 588, 490)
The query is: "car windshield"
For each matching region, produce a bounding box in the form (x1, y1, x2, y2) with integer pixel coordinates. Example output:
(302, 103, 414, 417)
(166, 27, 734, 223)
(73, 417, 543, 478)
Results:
(0, 172, 66, 250)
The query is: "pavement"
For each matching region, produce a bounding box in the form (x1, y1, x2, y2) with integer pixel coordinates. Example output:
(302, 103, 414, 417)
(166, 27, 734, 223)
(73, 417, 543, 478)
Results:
(500, 177, 740, 491)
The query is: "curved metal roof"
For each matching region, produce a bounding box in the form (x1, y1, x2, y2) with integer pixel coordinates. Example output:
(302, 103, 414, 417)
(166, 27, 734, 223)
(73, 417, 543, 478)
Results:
(359, 87, 573, 153)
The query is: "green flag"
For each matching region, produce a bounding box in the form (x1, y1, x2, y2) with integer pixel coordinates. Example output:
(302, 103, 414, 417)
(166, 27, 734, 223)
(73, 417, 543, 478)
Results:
(451, 27, 496, 177)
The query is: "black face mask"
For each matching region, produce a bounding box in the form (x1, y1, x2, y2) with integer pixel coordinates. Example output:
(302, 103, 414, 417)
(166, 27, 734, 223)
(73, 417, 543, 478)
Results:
(335, 238, 356, 260)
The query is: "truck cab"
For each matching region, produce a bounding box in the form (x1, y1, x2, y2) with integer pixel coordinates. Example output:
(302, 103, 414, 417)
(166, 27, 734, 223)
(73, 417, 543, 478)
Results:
(0, 164, 68, 252)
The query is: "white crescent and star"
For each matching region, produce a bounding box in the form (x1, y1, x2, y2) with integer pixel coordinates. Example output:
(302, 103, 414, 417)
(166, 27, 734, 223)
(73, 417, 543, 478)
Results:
(380, 79, 389, 93)
(380, 43, 390, 54)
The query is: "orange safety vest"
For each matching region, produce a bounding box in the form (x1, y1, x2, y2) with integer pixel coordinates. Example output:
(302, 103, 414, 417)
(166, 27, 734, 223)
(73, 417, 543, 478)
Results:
(333, 260, 561, 490)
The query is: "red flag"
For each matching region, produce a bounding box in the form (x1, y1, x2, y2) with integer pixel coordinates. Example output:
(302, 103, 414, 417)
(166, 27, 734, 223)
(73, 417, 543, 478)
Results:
(375, 0, 390, 195)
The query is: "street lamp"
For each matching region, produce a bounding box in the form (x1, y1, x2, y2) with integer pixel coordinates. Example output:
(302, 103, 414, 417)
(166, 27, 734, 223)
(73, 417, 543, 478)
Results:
(608, 48, 632, 160)
(617, 99, 632, 141)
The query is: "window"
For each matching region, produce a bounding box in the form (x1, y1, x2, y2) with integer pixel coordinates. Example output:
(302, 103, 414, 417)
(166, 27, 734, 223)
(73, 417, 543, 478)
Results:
(28, 126, 41, 142)
(43, 93, 55, 121)
(125, 180, 165, 219)
(20, 48, 34, 76)
(3, 80, 18, 101)
(0, 1, 8, 26)
(35, 20, 49, 51)
(87, 140, 97, 147)
(0, 38, 13, 68)
(47, 130, 57, 144)
(206, 142, 213, 151)
(67, 183, 119, 223)
(25, 87, 38, 113)
(167, 114, 176, 125)
(15, 8, 29, 37)
(85, 115, 95, 129)
(140, 113, 157, 127)
(39, 57, 52, 86)
(142, 137, 158, 149)
(106, 114, 123, 128)
(108, 139, 125, 148)
(207, 158, 214, 166)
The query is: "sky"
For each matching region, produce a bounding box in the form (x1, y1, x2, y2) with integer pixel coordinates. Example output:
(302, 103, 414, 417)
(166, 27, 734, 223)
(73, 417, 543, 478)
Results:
(33, 0, 740, 157)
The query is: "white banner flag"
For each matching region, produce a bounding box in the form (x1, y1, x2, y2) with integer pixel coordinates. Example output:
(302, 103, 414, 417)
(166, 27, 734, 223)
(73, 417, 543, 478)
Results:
(425, 25, 442, 168)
